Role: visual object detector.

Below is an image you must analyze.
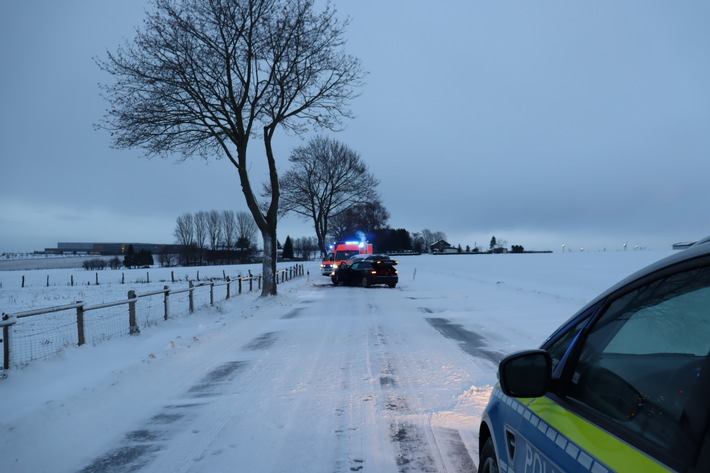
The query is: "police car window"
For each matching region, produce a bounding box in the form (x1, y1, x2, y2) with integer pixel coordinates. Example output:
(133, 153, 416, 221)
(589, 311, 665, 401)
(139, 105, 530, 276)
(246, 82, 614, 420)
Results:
(606, 287, 710, 356)
(566, 265, 710, 465)
(545, 316, 589, 370)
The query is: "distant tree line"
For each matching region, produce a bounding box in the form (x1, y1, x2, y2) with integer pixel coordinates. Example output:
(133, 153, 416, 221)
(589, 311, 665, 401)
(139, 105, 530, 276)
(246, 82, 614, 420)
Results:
(174, 210, 258, 265)
(81, 246, 156, 270)
(123, 244, 154, 268)
(82, 258, 108, 271)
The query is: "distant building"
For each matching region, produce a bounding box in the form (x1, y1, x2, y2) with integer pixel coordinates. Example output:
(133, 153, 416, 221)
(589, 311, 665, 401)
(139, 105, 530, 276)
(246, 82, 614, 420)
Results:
(430, 240, 453, 253)
(45, 242, 180, 256)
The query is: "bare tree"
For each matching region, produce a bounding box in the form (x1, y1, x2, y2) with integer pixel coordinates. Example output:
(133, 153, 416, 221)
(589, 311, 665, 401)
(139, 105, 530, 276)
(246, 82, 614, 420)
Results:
(194, 211, 208, 264)
(328, 199, 389, 242)
(222, 210, 237, 250)
(433, 231, 448, 243)
(174, 213, 195, 264)
(97, 0, 363, 295)
(294, 236, 319, 260)
(207, 210, 223, 251)
(276, 136, 380, 254)
(236, 210, 258, 252)
(293, 237, 307, 260)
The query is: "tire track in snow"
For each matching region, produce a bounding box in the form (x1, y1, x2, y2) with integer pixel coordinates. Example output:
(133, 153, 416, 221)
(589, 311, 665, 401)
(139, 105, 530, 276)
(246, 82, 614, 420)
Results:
(78, 360, 249, 472)
(425, 317, 504, 365)
(78, 330, 275, 473)
(371, 321, 477, 473)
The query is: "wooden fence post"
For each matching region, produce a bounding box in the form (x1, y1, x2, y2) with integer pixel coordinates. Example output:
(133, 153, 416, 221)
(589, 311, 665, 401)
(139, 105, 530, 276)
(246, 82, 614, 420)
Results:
(128, 290, 140, 334)
(238, 278, 242, 295)
(163, 285, 170, 320)
(2, 313, 16, 370)
(189, 281, 195, 314)
(226, 277, 231, 299)
(76, 301, 86, 346)
(210, 281, 214, 306)
(249, 277, 253, 292)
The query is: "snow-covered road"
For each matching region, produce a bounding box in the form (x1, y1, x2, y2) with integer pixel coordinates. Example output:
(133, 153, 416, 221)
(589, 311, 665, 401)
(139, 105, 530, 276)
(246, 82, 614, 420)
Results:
(0, 251, 672, 472)
(85, 283, 493, 472)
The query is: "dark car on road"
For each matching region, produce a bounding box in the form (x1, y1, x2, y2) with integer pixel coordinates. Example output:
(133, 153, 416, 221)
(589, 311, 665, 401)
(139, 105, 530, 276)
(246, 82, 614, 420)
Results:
(479, 237, 710, 473)
(331, 255, 398, 288)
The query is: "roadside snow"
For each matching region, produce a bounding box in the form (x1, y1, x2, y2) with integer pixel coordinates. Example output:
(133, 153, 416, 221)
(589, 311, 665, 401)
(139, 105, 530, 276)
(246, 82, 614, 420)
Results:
(0, 250, 673, 472)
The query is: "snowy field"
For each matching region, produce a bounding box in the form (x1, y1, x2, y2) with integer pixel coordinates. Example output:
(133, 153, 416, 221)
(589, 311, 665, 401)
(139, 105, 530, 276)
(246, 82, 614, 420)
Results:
(0, 250, 675, 472)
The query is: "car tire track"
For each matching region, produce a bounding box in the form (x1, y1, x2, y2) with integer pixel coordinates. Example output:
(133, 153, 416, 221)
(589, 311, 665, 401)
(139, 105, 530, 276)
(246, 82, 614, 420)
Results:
(371, 322, 477, 472)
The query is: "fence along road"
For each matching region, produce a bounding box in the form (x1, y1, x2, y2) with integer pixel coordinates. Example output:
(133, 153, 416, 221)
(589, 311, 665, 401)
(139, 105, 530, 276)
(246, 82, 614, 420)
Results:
(1, 265, 305, 371)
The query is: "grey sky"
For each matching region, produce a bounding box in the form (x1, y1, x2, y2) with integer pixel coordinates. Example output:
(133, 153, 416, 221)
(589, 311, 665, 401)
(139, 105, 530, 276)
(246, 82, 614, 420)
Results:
(2, 1, 709, 253)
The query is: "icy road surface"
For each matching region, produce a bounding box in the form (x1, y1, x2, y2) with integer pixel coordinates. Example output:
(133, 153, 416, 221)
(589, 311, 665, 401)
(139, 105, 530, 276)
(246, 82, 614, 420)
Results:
(83, 284, 491, 473)
(0, 252, 671, 472)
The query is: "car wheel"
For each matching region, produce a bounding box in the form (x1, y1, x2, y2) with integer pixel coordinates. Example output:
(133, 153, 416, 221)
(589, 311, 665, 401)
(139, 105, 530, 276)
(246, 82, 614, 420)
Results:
(388, 282, 396, 288)
(361, 276, 370, 288)
(331, 275, 339, 286)
(480, 438, 499, 473)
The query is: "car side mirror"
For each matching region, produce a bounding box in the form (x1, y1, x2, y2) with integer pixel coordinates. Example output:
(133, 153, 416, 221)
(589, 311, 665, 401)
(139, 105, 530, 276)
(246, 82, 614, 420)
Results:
(498, 349, 552, 398)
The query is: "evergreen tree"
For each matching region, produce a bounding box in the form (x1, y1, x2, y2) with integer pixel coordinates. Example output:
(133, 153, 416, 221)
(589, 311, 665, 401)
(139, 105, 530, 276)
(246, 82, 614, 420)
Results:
(123, 244, 136, 268)
(137, 249, 154, 267)
(283, 236, 294, 259)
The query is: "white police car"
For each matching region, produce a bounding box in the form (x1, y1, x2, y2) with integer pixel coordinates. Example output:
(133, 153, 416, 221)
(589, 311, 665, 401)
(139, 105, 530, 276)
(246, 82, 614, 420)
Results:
(479, 237, 710, 473)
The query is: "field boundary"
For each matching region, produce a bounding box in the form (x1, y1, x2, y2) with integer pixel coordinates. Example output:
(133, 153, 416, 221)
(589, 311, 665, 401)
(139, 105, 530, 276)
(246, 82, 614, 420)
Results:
(1, 265, 304, 374)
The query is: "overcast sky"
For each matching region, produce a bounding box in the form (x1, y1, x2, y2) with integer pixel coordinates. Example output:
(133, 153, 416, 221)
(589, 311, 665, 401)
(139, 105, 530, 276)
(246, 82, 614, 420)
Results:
(2, 1, 709, 253)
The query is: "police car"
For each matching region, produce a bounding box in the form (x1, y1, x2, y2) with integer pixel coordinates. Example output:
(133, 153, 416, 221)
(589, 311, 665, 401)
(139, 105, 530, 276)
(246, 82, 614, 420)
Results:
(479, 237, 710, 473)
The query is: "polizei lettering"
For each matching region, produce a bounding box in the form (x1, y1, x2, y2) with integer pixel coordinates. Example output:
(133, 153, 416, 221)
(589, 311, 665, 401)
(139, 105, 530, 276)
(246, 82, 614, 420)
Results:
(524, 444, 560, 473)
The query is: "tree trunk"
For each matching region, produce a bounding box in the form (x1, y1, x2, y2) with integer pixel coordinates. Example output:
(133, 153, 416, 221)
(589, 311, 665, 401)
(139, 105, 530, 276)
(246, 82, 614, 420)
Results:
(260, 127, 280, 297)
(261, 230, 278, 296)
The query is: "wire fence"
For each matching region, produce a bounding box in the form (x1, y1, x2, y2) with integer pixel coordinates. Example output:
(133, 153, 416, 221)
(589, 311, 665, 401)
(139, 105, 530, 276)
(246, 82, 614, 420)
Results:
(1, 265, 304, 372)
